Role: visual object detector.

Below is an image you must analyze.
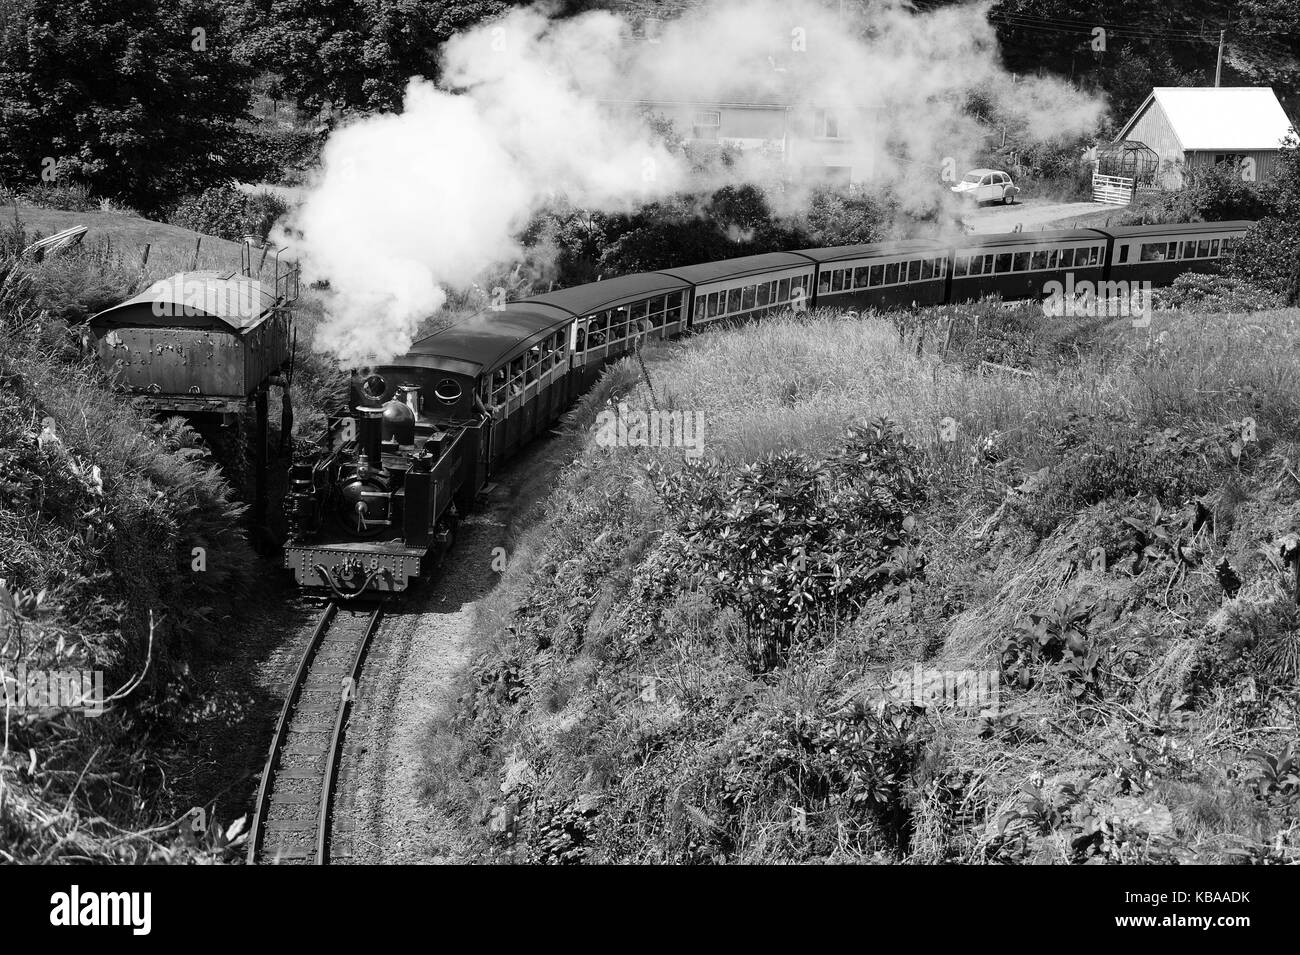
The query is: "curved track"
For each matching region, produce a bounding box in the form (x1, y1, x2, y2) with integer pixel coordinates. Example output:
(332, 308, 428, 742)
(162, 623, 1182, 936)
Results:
(247, 600, 382, 864)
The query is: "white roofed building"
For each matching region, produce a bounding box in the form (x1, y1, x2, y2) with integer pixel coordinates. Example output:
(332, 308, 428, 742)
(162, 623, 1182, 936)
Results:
(1115, 87, 1296, 188)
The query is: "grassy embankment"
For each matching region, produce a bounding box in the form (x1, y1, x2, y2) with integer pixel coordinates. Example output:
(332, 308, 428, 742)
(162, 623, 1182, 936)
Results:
(426, 299, 1300, 864)
(0, 206, 353, 861)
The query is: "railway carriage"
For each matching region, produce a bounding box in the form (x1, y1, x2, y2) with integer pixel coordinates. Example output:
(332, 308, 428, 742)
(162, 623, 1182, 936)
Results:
(521, 272, 692, 392)
(948, 229, 1110, 304)
(798, 239, 950, 312)
(283, 219, 1257, 596)
(1104, 220, 1252, 286)
(659, 252, 816, 328)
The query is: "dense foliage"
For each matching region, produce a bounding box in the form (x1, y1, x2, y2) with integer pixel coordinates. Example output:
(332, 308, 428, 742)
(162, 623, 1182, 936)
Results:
(0, 0, 254, 215)
(169, 185, 290, 241)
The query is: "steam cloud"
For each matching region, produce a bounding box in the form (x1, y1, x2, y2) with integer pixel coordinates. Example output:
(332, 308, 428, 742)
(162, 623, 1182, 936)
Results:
(287, 0, 1104, 367)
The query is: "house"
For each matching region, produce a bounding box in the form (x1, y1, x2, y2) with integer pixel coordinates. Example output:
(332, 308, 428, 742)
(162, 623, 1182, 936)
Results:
(600, 97, 883, 185)
(1115, 87, 1296, 188)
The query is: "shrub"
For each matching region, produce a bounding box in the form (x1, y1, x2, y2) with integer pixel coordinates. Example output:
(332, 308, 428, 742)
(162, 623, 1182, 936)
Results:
(169, 185, 290, 242)
(654, 418, 928, 668)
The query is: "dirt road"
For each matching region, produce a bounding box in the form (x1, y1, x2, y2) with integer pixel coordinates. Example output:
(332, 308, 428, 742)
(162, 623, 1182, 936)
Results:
(960, 197, 1120, 233)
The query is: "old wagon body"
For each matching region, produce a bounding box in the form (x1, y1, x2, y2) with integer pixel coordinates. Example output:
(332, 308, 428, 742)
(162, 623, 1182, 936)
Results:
(90, 270, 293, 413)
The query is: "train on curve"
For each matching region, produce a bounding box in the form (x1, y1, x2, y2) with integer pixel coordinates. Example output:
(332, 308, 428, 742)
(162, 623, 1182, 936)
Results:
(282, 219, 1252, 597)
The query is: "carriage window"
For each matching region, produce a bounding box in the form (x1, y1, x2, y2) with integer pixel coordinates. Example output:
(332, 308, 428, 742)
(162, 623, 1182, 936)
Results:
(633, 299, 649, 320)
(777, 277, 790, 301)
(902, 260, 916, 282)
(706, 292, 720, 317)
(953, 256, 969, 278)
(756, 283, 770, 307)
(865, 264, 881, 286)
(492, 368, 508, 404)
(828, 270, 843, 293)
(742, 285, 756, 310)
(695, 298, 707, 322)
(1139, 242, 1163, 262)
(884, 262, 900, 284)
(525, 347, 541, 384)
(918, 259, 932, 280)
(993, 253, 1012, 273)
(1197, 239, 1211, 257)
(727, 288, 742, 313)
(851, 266, 867, 287)
(1031, 251, 1049, 270)
(818, 271, 832, 293)
(1057, 248, 1073, 268)
(1011, 252, 1029, 271)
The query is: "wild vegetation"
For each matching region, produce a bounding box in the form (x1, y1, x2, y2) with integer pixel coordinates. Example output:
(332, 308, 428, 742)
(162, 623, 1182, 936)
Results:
(0, 217, 354, 862)
(425, 295, 1300, 863)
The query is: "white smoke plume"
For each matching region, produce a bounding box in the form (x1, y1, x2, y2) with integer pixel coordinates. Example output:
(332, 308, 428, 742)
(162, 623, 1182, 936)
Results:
(287, 0, 1104, 367)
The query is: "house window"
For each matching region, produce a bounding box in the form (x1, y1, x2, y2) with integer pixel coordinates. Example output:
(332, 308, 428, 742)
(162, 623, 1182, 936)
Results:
(1213, 153, 1245, 171)
(692, 110, 721, 140)
(814, 108, 841, 139)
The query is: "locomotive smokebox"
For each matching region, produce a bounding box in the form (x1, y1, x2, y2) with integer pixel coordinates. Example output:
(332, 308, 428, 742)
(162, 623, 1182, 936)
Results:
(356, 406, 384, 462)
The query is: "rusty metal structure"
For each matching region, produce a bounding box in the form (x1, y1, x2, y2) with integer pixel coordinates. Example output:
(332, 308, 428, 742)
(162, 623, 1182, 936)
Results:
(89, 242, 299, 530)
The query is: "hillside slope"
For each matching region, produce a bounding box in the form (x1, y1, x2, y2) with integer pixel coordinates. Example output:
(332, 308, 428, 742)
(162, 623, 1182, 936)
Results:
(425, 301, 1300, 864)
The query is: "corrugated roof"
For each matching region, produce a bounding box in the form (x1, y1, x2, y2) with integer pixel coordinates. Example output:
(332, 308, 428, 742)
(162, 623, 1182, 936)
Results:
(90, 271, 278, 331)
(1120, 87, 1295, 151)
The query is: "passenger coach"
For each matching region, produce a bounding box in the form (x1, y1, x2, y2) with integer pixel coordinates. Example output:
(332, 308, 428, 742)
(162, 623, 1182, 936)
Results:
(1105, 220, 1251, 286)
(949, 229, 1109, 303)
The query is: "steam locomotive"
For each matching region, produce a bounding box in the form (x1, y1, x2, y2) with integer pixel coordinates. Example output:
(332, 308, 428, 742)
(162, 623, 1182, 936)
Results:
(282, 219, 1252, 596)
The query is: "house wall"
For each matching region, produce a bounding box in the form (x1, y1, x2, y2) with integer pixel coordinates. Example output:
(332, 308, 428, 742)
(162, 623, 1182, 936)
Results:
(1184, 149, 1281, 183)
(607, 99, 882, 184)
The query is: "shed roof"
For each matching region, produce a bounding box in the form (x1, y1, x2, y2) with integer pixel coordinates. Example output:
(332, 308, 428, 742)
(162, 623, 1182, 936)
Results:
(1118, 87, 1295, 152)
(90, 271, 279, 332)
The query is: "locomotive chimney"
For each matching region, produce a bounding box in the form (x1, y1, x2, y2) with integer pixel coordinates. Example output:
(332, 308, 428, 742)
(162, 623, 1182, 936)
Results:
(356, 406, 384, 463)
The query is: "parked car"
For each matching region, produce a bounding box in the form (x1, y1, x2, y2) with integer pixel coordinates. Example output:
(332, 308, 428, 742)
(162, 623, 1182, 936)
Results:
(951, 168, 1020, 205)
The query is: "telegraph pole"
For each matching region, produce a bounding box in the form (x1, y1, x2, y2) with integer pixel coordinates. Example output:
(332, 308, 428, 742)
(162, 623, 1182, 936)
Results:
(1215, 29, 1225, 87)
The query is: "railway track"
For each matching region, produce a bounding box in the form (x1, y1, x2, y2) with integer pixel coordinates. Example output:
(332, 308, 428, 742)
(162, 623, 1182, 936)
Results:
(247, 600, 382, 864)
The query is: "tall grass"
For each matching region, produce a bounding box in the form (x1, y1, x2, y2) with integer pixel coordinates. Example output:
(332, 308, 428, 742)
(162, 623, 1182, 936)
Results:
(426, 300, 1300, 864)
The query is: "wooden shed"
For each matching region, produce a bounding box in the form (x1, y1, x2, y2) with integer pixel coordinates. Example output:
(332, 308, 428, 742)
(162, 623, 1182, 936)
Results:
(1115, 87, 1296, 188)
(90, 270, 294, 413)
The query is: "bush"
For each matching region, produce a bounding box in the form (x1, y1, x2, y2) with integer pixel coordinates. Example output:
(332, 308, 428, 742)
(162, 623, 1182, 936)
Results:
(169, 185, 290, 242)
(229, 125, 320, 186)
(1155, 270, 1286, 312)
(653, 418, 928, 668)
(9, 183, 99, 212)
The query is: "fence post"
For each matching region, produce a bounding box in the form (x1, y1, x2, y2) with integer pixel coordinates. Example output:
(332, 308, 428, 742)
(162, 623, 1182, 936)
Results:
(192, 236, 201, 270)
(140, 243, 150, 267)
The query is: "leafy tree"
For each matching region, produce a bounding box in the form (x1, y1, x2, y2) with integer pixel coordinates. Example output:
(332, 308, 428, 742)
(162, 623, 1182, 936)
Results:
(0, 0, 254, 215)
(232, 0, 523, 116)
